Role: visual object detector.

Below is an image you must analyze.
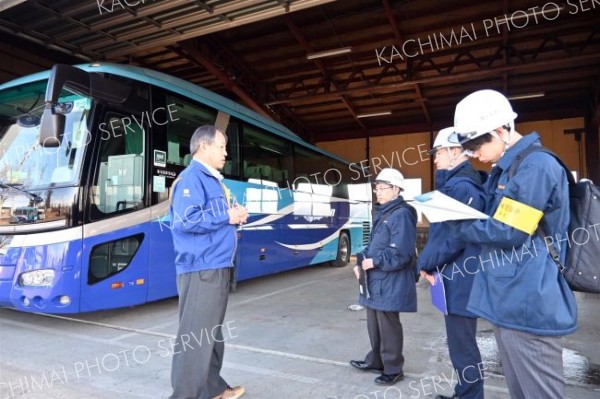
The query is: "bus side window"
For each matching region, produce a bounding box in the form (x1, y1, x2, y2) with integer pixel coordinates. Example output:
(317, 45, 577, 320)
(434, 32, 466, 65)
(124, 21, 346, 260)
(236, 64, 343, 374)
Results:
(164, 96, 217, 167)
(88, 234, 143, 284)
(241, 124, 292, 187)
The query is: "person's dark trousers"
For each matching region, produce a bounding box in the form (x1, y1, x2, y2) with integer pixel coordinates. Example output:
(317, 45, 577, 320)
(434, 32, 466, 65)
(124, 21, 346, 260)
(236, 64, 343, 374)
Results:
(364, 308, 404, 375)
(170, 268, 231, 399)
(445, 314, 484, 399)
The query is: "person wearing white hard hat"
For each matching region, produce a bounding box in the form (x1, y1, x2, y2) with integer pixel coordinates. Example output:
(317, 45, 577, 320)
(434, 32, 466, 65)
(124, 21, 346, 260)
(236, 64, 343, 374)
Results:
(349, 168, 418, 386)
(448, 90, 577, 399)
(418, 127, 487, 399)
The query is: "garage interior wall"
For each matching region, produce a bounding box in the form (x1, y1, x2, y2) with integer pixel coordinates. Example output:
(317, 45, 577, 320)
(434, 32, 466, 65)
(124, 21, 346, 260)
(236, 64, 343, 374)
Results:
(0, 41, 56, 82)
(317, 117, 585, 193)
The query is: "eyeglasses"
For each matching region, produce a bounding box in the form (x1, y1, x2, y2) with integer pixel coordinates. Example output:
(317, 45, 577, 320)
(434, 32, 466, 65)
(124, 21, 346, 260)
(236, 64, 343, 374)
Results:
(373, 186, 393, 193)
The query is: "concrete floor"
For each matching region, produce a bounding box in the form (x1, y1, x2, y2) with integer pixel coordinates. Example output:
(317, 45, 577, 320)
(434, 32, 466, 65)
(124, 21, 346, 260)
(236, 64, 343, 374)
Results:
(1, 263, 599, 399)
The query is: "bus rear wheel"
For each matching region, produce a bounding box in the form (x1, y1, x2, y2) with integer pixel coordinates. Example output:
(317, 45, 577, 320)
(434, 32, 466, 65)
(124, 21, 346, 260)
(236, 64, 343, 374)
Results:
(331, 232, 350, 267)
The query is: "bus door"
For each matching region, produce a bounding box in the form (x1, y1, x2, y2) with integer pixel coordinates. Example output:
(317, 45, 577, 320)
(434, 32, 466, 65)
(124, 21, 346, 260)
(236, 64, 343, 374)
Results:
(80, 109, 150, 312)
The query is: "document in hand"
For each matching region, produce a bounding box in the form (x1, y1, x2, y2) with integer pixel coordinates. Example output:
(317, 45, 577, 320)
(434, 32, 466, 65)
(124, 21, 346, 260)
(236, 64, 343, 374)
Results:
(430, 272, 448, 315)
(358, 267, 370, 299)
(410, 190, 489, 223)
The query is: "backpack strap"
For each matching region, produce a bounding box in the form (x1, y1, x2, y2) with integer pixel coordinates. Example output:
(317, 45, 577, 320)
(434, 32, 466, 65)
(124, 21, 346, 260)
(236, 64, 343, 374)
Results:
(508, 145, 575, 185)
(506, 144, 571, 273)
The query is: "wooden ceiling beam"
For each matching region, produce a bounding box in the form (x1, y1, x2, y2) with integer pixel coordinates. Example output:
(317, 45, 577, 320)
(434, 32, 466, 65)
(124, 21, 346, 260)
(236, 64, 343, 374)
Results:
(96, 0, 337, 58)
(174, 41, 272, 119)
(283, 14, 368, 133)
(265, 52, 600, 105)
(316, 107, 586, 142)
(260, 18, 598, 81)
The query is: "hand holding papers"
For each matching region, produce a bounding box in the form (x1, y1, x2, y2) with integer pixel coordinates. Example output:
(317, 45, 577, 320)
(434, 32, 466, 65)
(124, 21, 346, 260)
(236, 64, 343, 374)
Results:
(411, 190, 489, 223)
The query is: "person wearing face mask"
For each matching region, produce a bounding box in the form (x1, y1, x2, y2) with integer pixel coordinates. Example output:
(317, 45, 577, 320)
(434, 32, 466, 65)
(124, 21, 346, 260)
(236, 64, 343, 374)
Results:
(447, 90, 577, 399)
(349, 168, 418, 386)
(417, 127, 487, 399)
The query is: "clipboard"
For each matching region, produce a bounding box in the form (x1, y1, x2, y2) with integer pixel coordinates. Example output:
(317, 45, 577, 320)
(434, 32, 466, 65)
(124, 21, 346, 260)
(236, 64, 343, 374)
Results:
(430, 272, 448, 315)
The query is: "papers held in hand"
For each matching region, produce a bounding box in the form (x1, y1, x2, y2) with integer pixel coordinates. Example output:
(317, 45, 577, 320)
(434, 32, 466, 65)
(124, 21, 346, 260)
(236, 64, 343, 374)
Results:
(411, 190, 489, 223)
(358, 266, 370, 299)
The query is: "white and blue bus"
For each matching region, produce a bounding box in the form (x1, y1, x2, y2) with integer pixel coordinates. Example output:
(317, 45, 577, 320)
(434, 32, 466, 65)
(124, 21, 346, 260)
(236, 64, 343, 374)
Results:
(0, 63, 371, 313)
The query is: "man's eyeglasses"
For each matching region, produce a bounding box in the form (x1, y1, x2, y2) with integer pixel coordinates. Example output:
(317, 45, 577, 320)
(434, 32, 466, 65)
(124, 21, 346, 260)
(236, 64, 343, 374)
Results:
(373, 186, 393, 193)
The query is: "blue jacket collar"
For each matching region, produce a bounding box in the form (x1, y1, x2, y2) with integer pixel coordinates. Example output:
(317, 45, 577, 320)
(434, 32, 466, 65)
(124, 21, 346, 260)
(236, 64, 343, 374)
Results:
(434, 159, 469, 189)
(496, 132, 541, 171)
(376, 196, 406, 213)
(191, 159, 222, 180)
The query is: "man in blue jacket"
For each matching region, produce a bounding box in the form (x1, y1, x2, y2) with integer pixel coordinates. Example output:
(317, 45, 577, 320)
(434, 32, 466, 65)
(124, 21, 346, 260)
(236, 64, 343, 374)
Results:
(418, 127, 487, 399)
(448, 90, 577, 399)
(169, 125, 248, 399)
(350, 168, 418, 386)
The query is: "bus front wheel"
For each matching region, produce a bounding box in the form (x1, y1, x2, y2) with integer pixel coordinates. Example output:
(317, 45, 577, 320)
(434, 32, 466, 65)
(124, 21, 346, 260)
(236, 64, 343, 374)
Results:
(331, 232, 350, 267)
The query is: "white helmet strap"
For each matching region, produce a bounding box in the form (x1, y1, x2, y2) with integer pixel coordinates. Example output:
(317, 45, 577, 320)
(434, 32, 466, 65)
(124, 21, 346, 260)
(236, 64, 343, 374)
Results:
(491, 128, 512, 156)
(446, 147, 468, 168)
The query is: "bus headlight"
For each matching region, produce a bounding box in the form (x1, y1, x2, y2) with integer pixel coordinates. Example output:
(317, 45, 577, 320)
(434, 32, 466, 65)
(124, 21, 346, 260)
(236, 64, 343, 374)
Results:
(19, 270, 55, 287)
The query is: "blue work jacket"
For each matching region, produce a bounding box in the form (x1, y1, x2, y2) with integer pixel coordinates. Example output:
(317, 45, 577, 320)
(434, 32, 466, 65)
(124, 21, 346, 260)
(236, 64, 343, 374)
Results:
(456, 133, 577, 336)
(358, 196, 418, 312)
(169, 160, 237, 275)
(418, 160, 487, 317)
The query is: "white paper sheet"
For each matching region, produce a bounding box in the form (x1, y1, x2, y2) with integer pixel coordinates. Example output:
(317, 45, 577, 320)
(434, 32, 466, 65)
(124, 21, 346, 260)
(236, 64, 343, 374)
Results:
(409, 190, 489, 223)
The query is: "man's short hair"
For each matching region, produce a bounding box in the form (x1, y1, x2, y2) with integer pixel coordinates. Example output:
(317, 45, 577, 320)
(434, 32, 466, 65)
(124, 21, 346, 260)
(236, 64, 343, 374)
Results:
(189, 125, 227, 155)
(462, 133, 494, 152)
(462, 124, 512, 152)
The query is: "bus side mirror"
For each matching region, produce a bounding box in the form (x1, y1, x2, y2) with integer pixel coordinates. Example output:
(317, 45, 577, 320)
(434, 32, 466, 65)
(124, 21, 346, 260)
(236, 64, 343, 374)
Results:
(38, 64, 131, 147)
(39, 107, 65, 147)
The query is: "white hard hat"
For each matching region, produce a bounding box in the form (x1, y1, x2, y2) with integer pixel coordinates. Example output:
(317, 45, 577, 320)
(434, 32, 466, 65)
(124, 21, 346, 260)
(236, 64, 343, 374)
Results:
(450, 89, 518, 144)
(375, 168, 405, 189)
(428, 127, 461, 154)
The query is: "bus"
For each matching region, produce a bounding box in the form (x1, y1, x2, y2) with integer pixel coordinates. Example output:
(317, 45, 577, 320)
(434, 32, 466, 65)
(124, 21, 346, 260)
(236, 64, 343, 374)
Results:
(0, 63, 371, 313)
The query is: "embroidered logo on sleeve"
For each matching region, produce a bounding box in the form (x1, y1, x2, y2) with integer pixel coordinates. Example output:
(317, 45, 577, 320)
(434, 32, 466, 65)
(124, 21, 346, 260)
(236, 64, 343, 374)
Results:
(183, 188, 191, 197)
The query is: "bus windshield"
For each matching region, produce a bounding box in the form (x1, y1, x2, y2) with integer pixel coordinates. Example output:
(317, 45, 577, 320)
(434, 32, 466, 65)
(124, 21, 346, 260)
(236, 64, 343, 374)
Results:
(0, 80, 91, 189)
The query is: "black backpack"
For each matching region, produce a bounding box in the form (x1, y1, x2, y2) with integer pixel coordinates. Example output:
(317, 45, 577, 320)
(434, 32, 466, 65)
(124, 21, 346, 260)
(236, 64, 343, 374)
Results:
(508, 145, 600, 293)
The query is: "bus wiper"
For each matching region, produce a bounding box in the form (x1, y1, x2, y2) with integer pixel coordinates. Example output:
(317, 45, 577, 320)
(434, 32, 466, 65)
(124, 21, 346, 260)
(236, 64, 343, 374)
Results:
(0, 181, 44, 204)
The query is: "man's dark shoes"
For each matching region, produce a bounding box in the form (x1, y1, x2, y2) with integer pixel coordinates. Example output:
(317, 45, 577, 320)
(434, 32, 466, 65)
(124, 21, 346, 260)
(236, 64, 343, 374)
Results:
(374, 373, 404, 385)
(349, 360, 383, 373)
(435, 394, 458, 399)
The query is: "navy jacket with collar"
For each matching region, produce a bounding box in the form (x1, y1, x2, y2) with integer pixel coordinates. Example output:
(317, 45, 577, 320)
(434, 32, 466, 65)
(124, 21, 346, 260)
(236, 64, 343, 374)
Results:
(456, 132, 577, 336)
(358, 196, 418, 312)
(417, 160, 487, 317)
(169, 160, 237, 275)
